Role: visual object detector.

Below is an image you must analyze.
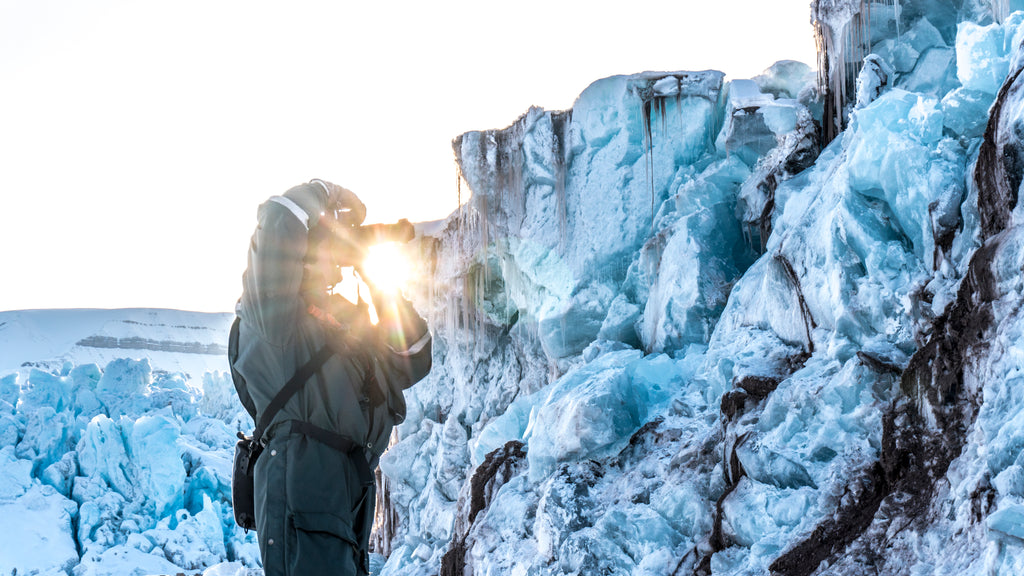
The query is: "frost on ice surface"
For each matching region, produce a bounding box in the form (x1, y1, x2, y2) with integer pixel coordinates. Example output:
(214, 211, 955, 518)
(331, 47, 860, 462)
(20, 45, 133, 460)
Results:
(956, 17, 1018, 94)
(524, 349, 645, 481)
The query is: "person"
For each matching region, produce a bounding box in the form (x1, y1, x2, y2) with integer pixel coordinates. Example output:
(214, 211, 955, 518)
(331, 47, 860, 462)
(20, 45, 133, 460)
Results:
(232, 179, 432, 575)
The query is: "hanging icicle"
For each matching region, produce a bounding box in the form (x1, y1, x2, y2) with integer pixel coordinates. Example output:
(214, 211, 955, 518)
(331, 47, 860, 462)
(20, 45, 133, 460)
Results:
(988, 0, 1009, 22)
(813, 0, 873, 145)
(642, 95, 656, 236)
(551, 110, 571, 255)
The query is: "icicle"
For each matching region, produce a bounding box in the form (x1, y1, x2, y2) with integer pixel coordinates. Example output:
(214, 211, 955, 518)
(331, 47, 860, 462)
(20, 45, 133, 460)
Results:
(369, 431, 401, 555)
(642, 97, 656, 236)
(456, 161, 463, 230)
(987, 0, 1009, 22)
(479, 195, 489, 265)
(551, 111, 571, 255)
(509, 126, 525, 231)
(462, 274, 472, 350)
(677, 92, 686, 151)
(892, 0, 901, 42)
(475, 264, 484, 353)
(813, 0, 872, 145)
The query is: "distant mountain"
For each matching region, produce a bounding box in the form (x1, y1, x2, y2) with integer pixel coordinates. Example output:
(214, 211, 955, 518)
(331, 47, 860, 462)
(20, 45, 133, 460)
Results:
(0, 308, 234, 380)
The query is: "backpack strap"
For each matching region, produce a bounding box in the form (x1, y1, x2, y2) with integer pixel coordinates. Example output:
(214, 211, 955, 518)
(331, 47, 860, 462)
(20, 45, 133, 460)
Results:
(252, 343, 335, 444)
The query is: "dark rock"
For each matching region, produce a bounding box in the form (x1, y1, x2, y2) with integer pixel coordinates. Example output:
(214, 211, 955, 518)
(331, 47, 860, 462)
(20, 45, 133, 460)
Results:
(975, 65, 1024, 238)
(719, 389, 749, 421)
(441, 441, 527, 576)
(734, 375, 782, 399)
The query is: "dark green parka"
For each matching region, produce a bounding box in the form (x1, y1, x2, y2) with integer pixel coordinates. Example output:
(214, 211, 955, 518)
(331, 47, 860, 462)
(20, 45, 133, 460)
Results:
(234, 181, 431, 576)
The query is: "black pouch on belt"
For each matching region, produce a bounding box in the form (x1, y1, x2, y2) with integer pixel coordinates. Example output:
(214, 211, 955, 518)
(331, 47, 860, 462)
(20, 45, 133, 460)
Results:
(232, 433, 263, 531)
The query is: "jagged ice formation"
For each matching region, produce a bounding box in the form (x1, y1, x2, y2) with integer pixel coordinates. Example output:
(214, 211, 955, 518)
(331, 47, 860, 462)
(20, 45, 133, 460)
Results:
(376, 1, 1024, 575)
(0, 311, 258, 576)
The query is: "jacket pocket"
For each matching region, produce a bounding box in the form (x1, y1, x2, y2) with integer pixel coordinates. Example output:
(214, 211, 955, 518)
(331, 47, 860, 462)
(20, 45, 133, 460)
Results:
(287, 512, 361, 576)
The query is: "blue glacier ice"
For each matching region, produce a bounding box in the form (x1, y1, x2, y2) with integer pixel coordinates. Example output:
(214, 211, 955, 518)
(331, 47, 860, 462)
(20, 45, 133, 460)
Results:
(377, 2, 1024, 576)
(524, 349, 646, 481)
(0, 348, 257, 575)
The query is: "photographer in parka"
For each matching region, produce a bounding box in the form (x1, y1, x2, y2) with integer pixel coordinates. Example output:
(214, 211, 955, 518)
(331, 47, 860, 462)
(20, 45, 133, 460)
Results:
(231, 179, 431, 576)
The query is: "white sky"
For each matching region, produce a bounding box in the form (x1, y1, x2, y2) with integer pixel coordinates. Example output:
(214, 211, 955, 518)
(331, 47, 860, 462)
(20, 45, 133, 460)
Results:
(0, 0, 817, 313)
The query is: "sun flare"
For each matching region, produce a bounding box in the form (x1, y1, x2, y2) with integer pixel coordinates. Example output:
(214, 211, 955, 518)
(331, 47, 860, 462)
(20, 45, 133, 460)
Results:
(362, 242, 411, 294)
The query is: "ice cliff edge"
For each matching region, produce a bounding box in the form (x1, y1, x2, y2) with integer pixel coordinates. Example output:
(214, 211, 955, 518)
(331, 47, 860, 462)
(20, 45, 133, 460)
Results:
(382, 1, 1024, 575)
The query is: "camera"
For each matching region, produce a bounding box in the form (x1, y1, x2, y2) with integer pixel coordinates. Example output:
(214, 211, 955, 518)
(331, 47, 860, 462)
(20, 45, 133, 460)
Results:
(302, 213, 415, 306)
(308, 216, 414, 268)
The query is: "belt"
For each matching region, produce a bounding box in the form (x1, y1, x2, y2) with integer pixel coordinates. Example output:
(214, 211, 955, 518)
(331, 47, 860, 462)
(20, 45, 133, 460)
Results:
(283, 419, 374, 487)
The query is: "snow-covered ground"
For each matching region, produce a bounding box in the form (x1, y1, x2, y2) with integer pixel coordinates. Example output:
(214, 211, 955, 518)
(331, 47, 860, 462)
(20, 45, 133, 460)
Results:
(6, 1, 1024, 575)
(0, 309, 255, 576)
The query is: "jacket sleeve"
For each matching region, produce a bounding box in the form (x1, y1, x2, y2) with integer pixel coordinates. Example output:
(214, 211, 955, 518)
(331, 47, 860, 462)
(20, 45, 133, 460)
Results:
(240, 183, 328, 345)
(374, 295, 432, 389)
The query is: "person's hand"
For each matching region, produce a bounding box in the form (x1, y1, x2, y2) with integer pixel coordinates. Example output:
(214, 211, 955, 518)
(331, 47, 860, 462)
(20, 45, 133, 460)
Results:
(395, 219, 415, 243)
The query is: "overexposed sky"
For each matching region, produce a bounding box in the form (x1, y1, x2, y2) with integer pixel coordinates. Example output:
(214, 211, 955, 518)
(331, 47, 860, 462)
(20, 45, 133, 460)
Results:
(0, 0, 817, 312)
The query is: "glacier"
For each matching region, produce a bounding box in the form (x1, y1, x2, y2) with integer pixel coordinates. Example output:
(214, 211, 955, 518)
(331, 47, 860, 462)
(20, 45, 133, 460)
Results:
(5, 0, 1024, 575)
(380, 0, 1024, 575)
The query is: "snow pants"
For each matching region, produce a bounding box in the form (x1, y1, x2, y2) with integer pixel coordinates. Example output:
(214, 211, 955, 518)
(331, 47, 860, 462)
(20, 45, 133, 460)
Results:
(255, 426, 376, 576)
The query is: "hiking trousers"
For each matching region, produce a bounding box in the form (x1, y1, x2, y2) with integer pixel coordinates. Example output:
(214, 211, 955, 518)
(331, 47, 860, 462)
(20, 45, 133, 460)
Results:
(255, 428, 376, 576)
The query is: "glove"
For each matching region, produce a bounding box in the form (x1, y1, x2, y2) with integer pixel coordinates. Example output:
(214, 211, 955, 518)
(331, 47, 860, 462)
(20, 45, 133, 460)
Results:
(393, 219, 415, 243)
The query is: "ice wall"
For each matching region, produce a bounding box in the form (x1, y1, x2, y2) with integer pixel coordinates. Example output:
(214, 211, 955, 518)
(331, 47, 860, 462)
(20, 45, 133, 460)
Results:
(813, 11, 1024, 574)
(378, 2, 1024, 576)
(451, 71, 734, 361)
(380, 59, 825, 576)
